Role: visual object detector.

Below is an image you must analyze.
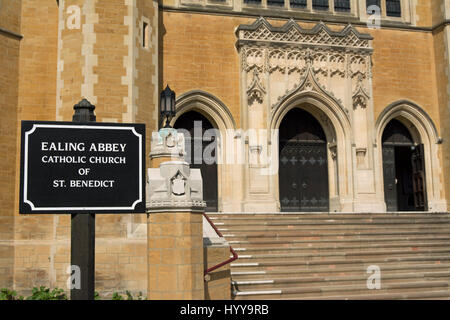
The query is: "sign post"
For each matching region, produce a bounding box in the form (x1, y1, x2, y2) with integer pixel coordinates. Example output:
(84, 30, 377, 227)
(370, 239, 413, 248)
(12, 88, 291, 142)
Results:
(71, 99, 96, 300)
(19, 99, 146, 300)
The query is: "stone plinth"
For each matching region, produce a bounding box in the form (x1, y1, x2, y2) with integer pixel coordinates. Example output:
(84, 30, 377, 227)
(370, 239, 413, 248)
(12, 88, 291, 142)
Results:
(147, 129, 206, 300)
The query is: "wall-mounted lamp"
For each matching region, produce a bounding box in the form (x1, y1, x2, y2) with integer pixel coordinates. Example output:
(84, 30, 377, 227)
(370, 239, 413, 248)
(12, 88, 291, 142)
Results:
(160, 85, 176, 129)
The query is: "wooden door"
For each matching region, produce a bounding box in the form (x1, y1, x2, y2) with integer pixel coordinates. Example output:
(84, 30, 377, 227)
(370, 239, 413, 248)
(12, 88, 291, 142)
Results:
(411, 144, 427, 211)
(382, 145, 397, 212)
(174, 112, 218, 212)
(279, 108, 329, 212)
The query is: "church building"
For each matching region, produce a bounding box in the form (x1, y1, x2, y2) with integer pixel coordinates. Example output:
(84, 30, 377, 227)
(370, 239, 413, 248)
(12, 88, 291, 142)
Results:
(1, 0, 450, 299)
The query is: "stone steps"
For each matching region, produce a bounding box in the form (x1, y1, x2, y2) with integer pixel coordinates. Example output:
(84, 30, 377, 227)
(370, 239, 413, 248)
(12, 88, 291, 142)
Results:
(207, 212, 450, 300)
(233, 280, 450, 300)
(224, 230, 450, 239)
(288, 290, 450, 300)
(232, 271, 450, 291)
(231, 254, 450, 269)
(228, 235, 450, 246)
(233, 241, 450, 254)
(231, 263, 450, 280)
(233, 248, 450, 261)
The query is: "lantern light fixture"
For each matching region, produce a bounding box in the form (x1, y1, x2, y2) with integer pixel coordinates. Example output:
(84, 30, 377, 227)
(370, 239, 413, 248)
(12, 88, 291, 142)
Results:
(160, 85, 176, 128)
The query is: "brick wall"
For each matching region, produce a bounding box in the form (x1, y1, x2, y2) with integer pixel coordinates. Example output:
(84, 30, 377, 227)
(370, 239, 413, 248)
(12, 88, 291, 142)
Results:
(161, 12, 245, 126)
(0, 0, 21, 289)
(162, 12, 442, 139)
(433, 26, 450, 208)
(204, 245, 231, 300)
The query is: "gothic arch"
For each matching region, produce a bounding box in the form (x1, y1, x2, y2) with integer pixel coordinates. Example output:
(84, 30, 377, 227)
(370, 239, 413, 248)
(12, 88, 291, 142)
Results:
(171, 90, 237, 212)
(270, 89, 355, 212)
(172, 90, 236, 132)
(375, 100, 446, 212)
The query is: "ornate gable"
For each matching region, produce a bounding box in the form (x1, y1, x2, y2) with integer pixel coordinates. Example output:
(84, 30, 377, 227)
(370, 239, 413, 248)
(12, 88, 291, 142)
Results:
(236, 17, 373, 52)
(237, 17, 373, 110)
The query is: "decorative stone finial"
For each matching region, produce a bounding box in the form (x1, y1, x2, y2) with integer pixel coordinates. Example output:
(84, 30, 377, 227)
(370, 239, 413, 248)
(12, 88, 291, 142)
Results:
(73, 98, 96, 122)
(150, 128, 186, 160)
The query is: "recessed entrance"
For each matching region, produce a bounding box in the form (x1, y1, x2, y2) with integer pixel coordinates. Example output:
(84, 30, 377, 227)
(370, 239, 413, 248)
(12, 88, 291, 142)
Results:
(382, 119, 427, 211)
(278, 108, 329, 212)
(174, 111, 218, 212)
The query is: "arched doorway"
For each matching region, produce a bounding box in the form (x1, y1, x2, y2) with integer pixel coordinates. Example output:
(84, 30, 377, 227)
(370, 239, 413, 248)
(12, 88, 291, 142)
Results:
(279, 108, 329, 212)
(174, 111, 219, 212)
(382, 119, 427, 211)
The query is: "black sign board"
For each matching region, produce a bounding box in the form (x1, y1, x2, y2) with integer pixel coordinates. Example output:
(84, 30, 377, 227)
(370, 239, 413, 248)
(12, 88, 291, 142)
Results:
(20, 121, 146, 214)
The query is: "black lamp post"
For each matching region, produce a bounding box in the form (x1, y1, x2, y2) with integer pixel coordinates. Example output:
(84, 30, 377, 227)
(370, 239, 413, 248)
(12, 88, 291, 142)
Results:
(160, 85, 176, 129)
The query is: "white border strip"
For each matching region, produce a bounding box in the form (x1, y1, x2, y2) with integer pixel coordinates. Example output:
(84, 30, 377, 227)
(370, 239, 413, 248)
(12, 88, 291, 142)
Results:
(23, 124, 143, 211)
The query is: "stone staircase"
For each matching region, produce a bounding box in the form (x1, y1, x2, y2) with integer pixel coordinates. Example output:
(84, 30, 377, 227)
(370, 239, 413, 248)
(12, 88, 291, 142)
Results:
(207, 212, 450, 300)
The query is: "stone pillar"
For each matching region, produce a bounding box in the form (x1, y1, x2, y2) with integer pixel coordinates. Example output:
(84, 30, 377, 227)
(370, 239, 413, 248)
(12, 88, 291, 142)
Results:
(147, 129, 206, 300)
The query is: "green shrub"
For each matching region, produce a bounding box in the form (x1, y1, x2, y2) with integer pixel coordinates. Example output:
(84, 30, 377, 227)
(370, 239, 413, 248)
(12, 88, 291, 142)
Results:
(26, 286, 68, 300)
(111, 291, 145, 300)
(0, 287, 145, 300)
(112, 292, 123, 300)
(0, 288, 24, 301)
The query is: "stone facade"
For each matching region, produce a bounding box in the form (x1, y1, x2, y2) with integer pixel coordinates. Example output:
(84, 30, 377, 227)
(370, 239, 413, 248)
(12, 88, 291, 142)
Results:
(0, 0, 449, 298)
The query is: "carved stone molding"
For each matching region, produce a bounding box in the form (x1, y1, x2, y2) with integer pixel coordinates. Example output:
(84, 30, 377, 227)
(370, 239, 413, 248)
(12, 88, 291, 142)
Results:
(150, 128, 186, 159)
(272, 63, 346, 114)
(247, 70, 266, 104)
(355, 147, 367, 168)
(237, 18, 374, 107)
(352, 76, 371, 109)
(147, 161, 206, 213)
(329, 143, 338, 160)
(236, 18, 373, 53)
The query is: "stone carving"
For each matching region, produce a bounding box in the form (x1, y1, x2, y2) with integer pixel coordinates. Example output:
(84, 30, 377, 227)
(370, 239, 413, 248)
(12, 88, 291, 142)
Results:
(329, 54, 346, 77)
(147, 160, 206, 212)
(312, 52, 328, 77)
(356, 147, 367, 168)
(236, 18, 373, 52)
(352, 75, 371, 109)
(329, 143, 338, 160)
(287, 50, 306, 74)
(150, 128, 185, 160)
(242, 47, 264, 73)
(247, 70, 266, 103)
(350, 55, 367, 79)
(237, 18, 373, 107)
(272, 62, 346, 114)
(268, 49, 286, 73)
(171, 171, 187, 196)
(148, 129, 205, 212)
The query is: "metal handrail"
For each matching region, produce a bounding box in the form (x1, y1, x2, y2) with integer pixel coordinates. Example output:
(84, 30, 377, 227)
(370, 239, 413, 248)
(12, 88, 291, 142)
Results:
(203, 213, 238, 277)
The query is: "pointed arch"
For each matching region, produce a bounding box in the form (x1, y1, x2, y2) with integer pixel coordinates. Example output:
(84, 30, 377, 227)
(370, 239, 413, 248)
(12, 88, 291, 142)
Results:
(375, 100, 442, 145)
(171, 90, 236, 132)
(375, 100, 446, 212)
(170, 90, 237, 212)
(270, 66, 352, 139)
(269, 72, 355, 212)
